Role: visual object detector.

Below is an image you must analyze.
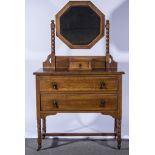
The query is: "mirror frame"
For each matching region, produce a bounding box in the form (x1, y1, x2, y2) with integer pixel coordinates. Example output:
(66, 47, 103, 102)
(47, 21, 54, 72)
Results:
(56, 1, 105, 49)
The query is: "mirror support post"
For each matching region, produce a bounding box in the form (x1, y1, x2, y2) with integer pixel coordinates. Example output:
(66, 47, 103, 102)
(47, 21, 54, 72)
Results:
(50, 20, 56, 70)
(105, 20, 110, 70)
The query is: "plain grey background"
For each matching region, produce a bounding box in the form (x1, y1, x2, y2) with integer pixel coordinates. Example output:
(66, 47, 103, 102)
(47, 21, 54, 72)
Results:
(25, 0, 129, 138)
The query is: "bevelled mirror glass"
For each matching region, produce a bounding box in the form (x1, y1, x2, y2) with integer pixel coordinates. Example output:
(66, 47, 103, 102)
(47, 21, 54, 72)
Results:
(56, 1, 105, 49)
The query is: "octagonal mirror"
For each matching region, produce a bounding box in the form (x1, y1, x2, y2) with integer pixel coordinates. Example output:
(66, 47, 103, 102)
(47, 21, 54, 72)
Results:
(56, 1, 105, 49)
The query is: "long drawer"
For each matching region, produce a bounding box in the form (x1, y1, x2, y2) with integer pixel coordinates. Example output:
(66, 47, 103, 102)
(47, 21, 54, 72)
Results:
(39, 76, 118, 92)
(41, 93, 117, 111)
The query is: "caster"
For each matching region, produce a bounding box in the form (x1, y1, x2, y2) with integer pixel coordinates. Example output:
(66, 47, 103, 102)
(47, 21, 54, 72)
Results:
(117, 144, 121, 149)
(37, 145, 41, 151)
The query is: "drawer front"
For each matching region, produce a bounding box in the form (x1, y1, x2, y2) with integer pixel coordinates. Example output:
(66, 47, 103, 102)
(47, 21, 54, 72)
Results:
(69, 61, 92, 71)
(39, 76, 118, 92)
(41, 94, 117, 111)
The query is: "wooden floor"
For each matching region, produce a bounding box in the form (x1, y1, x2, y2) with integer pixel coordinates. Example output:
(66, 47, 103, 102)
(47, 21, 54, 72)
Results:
(25, 138, 129, 155)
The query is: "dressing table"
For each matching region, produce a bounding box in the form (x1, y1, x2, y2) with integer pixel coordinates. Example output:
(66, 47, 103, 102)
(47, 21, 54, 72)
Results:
(33, 1, 124, 150)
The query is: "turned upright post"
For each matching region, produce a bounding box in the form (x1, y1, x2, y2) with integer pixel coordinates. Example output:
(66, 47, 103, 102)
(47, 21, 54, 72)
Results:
(105, 20, 110, 70)
(50, 20, 56, 70)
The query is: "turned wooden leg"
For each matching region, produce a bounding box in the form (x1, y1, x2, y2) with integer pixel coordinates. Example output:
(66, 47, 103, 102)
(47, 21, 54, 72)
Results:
(114, 118, 117, 139)
(116, 119, 122, 149)
(37, 118, 42, 151)
(42, 117, 46, 139)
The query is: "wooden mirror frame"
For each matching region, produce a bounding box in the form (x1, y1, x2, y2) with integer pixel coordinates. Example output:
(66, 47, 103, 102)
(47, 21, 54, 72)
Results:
(56, 1, 105, 49)
(43, 2, 117, 71)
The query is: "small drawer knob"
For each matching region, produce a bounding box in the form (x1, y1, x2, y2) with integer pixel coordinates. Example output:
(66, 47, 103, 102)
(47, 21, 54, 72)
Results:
(79, 64, 82, 68)
(52, 82, 58, 90)
(100, 81, 106, 89)
(100, 100, 106, 107)
(53, 100, 59, 108)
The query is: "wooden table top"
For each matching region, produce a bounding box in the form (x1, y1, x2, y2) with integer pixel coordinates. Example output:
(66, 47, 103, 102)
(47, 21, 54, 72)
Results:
(33, 68, 125, 75)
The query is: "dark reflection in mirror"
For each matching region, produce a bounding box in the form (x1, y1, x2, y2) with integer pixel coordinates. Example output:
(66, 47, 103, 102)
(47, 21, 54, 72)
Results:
(60, 6, 100, 45)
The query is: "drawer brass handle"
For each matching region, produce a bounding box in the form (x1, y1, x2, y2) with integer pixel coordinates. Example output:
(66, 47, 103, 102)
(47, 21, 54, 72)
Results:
(53, 100, 59, 108)
(52, 82, 58, 90)
(100, 100, 106, 107)
(100, 81, 106, 89)
(79, 64, 82, 68)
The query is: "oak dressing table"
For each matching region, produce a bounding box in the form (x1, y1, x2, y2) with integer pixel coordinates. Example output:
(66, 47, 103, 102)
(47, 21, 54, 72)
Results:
(33, 1, 124, 150)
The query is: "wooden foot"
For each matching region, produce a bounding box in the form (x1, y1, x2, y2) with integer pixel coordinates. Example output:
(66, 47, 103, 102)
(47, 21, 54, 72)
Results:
(114, 118, 117, 139)
(37, 119, 42, 151)
(116, 119, 121, 149)
(42, 117, 46, 139)
(37, 144, 41, 151)
(117, 143, 121, 149)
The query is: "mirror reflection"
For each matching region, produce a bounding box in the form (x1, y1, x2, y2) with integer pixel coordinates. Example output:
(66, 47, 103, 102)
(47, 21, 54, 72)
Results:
(60, 6, 100, 45)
